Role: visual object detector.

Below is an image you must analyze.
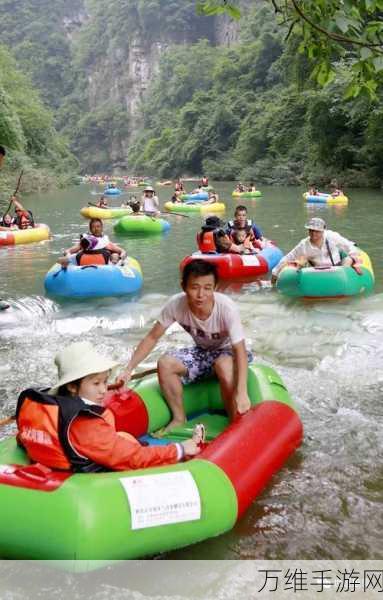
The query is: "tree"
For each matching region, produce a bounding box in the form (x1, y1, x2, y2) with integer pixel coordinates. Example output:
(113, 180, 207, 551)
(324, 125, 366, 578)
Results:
(196, 0, 383, 97)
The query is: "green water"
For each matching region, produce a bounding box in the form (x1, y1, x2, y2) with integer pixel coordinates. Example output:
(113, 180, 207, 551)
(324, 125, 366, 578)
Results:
(0, 182, 382, 561)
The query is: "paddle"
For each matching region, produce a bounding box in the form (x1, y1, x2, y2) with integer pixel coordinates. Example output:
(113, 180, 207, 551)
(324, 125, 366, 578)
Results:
(160, 210, 190, 218)
(2, 170, 23, 217)
(0, 367, 158, 428)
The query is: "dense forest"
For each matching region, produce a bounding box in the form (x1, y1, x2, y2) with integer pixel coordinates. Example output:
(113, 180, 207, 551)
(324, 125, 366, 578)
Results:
(129, 3, 382, 186)
(0, 0, 80, 192)
(0, 0, 382, 187)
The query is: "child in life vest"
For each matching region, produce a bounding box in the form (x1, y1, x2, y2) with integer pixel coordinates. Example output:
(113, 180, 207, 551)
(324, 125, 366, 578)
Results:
(230, 227, 258, 254)
(16, 342, 200, 472)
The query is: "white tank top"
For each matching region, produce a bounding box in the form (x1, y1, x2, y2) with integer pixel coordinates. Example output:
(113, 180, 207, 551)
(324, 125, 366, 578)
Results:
(143, 195, 158, 213)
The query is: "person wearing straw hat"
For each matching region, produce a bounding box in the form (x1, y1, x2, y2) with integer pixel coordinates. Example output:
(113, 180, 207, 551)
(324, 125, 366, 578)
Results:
(141, 185, 160, 216)
(16, 341, 200, 473)
(271, 217, 362, 283)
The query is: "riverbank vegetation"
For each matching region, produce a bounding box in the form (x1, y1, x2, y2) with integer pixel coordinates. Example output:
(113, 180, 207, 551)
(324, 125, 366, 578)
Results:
(0, 0, 79, 194)
(130, 3, 383, 186)
(1, 0, 383, 187)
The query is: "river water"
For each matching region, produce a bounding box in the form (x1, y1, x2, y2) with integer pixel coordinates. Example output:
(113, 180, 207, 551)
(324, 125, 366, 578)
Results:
(0, 182, 382, 565)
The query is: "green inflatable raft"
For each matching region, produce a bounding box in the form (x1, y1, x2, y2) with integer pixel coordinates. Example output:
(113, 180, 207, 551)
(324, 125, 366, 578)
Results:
(114, 215, 171, 236)
(0, 364, 302, 568)
(164, 201, 225, 214)
(276, 250, 374, 298)
(232, 191, 262, 198)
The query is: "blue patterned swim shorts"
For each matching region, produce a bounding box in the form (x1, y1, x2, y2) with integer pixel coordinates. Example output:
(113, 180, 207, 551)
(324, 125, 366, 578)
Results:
(166, 346, 253, 384)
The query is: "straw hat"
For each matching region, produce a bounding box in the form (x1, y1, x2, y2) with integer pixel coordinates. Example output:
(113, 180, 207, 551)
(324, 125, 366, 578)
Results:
(48, 341, 119, 395)
(144, 185, 155, 193)
(305, 217, 326, 232)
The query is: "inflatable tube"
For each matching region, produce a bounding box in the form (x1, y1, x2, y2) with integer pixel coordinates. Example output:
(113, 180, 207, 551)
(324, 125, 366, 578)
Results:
(180, 192, 209, 202)
(164, 201, 225, 214)
(44, 257, 143, 298)
(303, 192, 348, 204)
(232, 191, 262, 198)
(201, 186, 214, 192)
(114, 215, 171, 236)
(276, 250, 374, 298)
(80, 206, 132, 220)
(0, 364, 302, 565)
(180, 244, 283, 280)
(104, 188, 122, 196)
(0, 224, 50, 247)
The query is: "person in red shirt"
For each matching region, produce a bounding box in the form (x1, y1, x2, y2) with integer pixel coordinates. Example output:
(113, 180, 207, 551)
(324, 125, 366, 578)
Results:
(16, 342, 200, 473)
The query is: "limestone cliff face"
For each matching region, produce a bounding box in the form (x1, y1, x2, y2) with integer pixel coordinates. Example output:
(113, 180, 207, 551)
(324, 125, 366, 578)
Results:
(66, 4, 243, 172)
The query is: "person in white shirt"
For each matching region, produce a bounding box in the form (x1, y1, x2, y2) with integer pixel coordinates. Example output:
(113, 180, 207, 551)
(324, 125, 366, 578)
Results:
(271, 217, 362, 283)
(63, 218, 126, 259)
(141, 186, 160, 216)
(119, 260, 252, 431)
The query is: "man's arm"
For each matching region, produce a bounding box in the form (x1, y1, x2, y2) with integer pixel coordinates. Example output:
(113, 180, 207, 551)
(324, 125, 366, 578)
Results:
(331, 232, 360, 260)
(107, 241, 127, 258)
(11, 197, 24, 211)
(65, 243, 81, 255)
(271, 240, 305, 281)
(119, 321, 167, 383)
(232, 340, 251, 415)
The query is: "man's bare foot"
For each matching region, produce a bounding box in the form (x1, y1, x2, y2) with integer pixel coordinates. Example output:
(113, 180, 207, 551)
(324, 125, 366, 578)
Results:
(164, 418, 186, 433)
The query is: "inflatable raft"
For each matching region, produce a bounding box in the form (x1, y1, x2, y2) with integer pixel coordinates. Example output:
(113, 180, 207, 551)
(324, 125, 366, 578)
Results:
(164, 201, 225, 214)
(80, 206, 132, 220)
(232, 191, 262, 198)
(303, 192, 348, 205)
(44, 257, 143, 298)
(180, 192, 209, 202)
(104, 188, 122, 196)
(180, 244, 283, 280)
(0, 364, 302, 565)
(0, 224, 50, 247)
(114, 215, 171, 236)
(276, 250, 374, 298)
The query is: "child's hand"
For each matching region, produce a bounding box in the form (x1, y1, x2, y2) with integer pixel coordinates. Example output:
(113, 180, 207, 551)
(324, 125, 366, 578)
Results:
(115, 368, 132, 387)
(181, 439, 200, 456)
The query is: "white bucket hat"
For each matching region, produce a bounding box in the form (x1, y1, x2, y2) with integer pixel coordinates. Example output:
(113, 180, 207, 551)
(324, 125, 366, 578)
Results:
(48, 341, 119, 395)
(305, 217, 326, 232)
(144, 185, 155, 193)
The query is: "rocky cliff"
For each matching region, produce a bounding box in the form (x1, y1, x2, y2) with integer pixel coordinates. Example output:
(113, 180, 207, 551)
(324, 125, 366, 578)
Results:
(68, 2, 243, 172)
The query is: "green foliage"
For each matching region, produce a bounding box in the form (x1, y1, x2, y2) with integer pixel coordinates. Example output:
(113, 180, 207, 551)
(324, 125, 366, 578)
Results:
(129, 2, 383, 186)
(1, 0, 382, 186)
(198, 0, 383, 98)
(0, 44, 77, 188)
(0, 0, 78, 109)
(71, 104, 130, 172)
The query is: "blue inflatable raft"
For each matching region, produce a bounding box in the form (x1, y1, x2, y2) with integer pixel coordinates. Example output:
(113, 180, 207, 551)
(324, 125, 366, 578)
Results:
(104, 188, 122, 196)
(44, 258, 143, 298)
(181, 192, 209, 203)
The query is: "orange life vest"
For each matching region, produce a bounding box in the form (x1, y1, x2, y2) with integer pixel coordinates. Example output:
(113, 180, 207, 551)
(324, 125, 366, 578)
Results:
(16, 388, 107, 472)
(196, 230, 216, 253)
(75, 249, 110, 266)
